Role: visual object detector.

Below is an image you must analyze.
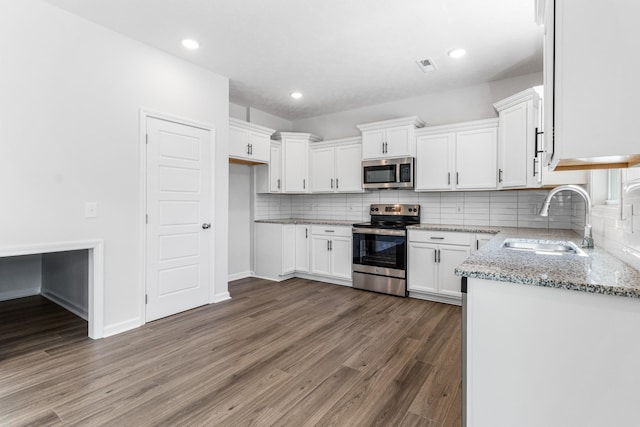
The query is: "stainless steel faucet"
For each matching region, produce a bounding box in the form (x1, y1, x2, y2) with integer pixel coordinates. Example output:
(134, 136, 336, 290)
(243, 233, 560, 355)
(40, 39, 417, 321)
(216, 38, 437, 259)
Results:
(539, 184, 594, 248)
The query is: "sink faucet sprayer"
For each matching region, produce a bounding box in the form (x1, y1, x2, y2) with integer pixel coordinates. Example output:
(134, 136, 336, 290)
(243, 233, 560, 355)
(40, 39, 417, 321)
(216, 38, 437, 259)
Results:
(539, 184, 594, 248)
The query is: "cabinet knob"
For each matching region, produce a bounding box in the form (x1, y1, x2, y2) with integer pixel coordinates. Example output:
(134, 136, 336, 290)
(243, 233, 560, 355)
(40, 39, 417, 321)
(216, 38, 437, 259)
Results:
(202, 223, 211, 229)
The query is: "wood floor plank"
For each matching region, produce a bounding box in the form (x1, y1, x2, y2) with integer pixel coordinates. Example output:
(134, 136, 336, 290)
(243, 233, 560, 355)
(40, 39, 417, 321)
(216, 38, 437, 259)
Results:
(0, 279, 462, 426)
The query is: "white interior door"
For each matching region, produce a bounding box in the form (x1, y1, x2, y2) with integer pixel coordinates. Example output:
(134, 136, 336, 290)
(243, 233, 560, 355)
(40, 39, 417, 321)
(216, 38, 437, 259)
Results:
(146, 116, 212, 322)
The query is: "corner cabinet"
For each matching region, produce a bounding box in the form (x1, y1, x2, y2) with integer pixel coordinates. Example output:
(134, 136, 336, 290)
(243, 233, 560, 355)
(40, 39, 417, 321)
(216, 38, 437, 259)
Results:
(415, 119, 498, 191)
(357, 116, 425, 160)
(229, 118, 274, 164)
(309, 137, 363, 193)
(537, 0, 640, 170)
(273, 132, 322, 193)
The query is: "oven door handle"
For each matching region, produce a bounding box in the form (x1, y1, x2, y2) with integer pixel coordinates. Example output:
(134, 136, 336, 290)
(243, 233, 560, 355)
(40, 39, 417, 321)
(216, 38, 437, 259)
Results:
(352, 228, 406, 237)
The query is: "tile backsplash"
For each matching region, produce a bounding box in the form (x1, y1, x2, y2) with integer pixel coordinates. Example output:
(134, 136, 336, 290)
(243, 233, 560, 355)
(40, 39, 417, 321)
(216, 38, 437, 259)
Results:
(255, 189, 576, 230)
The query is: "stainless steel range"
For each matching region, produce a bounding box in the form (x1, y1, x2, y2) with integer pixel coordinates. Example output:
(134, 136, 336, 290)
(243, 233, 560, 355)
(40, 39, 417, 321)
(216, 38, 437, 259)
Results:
(352, 204, 420, 297)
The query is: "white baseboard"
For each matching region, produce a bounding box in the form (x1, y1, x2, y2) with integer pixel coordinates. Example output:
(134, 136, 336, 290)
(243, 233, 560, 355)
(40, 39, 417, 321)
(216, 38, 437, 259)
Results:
(228, 271, 253, 282)
(251, 273, 294, 282)
(0, 288, 40, 302)
(409, 291, 462, 306)
(40, 291, 88, 320)
(212, 292, 232, 303)
(102, 317, 143, 338)
(294, 273, 353, 288)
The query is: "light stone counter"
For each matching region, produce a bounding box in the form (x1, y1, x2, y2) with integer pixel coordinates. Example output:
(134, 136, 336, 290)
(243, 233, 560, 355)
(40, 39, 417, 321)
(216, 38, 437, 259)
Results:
(455, 227, 640, 299)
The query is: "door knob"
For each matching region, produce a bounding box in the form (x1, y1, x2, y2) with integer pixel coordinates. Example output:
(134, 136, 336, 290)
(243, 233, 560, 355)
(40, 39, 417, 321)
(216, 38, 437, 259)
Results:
(202, 223, 211, 229)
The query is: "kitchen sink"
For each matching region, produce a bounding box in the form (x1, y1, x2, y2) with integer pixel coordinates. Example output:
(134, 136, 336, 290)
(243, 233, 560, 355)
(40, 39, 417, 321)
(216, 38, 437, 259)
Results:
(501, 238, 587, 256)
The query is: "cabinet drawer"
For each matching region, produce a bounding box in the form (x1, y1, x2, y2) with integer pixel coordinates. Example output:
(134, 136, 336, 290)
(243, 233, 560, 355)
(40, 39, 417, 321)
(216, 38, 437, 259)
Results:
(311, 225, 352, 237)
(408, 230, 472, 246)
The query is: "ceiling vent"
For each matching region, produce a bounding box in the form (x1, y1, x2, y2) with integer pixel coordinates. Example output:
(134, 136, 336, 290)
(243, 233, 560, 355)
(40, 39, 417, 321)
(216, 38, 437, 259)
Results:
(416, 58, 436, 73)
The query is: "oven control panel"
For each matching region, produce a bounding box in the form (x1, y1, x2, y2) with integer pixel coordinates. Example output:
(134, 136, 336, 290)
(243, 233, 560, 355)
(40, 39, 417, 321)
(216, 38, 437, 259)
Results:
(369, 204, 420, 216)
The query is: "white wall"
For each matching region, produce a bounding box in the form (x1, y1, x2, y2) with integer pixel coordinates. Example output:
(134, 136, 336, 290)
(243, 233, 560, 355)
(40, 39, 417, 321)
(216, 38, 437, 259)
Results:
(292, 72, 543, 139)
(0, 255, 42, 301)
(41, 250, 88, 319)
(228, 164, 253, 280)
(0, 0, 229, 336)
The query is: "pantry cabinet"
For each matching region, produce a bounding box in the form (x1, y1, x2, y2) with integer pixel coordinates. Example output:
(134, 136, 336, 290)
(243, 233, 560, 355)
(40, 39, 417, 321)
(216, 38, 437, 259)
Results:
(357, 116, 425, 160)
(309, 137, 363, 193)
(408, 230, 472, 303)
(229, 118, 274, 163)
(415, 119, 499, 191)
(537, 0, 640, 170)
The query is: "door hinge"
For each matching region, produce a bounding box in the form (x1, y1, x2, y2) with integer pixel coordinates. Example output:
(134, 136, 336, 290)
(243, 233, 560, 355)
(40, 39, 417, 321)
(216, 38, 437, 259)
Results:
(145, 294, 148, 304)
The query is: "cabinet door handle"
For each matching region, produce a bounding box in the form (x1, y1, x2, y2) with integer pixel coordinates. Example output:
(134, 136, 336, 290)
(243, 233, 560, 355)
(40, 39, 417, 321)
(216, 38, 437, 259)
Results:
(250, 144, 253, 155)
(303, 179, 306, 189)
(434, 250, 438, 263)
(476, 240, 479, 250)
(327, 240, 330, 251)
(430, 237, 445, 240)
(534, 127, 544, 157)
(448, 172, 451, 186)
(331, 178, 334, 189)
(533, 158, 537, 177)
(305, 228, 308, 238)
(330, 240, 333, 251)
(247, 143, 251, 155)
(456, 172, 459, 185)
(438, 249, 441, 263)
(498, 169, 503, 183)
(324, 230, 335, 233)
(277, 178, 281, 189)
(336, 178, 339, 189)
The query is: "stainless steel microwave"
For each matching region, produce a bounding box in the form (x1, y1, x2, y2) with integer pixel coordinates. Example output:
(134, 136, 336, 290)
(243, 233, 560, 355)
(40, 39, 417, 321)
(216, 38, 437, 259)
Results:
(362, 157, 414, 189)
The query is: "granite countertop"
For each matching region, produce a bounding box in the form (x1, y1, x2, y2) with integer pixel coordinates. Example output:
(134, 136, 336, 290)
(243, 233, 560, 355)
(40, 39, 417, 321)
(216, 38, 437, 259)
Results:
(455, 227, 640, 299)
(407, 223, 501, 234)
(255, 218, 357, 226)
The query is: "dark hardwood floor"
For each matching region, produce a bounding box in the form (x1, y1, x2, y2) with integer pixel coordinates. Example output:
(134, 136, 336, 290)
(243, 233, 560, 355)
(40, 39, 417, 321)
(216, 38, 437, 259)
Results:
(0, 278, 462, 426)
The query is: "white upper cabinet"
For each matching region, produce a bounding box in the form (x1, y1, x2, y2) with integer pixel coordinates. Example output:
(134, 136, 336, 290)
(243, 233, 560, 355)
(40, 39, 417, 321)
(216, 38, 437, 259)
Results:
(415, 119, 498, 191)
(537, 0, 640, 170)
(494, 87, 587, 188)
(310, 137, 363, 193)
(255, 140, 282, 194)
(228, 118, 274, 163)
(274, 132, 322, 193)
(357, 116, 425, 160)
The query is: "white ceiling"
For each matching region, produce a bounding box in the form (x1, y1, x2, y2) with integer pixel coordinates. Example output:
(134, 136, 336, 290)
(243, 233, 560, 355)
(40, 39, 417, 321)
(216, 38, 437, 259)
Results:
(42, 0, 543, 121)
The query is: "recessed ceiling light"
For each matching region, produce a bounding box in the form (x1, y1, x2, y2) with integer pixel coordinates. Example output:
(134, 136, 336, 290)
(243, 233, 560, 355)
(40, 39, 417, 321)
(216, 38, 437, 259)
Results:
(182, 39, 200, 50)
(290, 92, 303, 99)
(448, 48, 466, 59)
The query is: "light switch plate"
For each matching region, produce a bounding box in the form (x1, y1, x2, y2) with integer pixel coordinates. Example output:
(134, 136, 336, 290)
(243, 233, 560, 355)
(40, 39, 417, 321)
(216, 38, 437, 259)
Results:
(85, 202, 98, 218)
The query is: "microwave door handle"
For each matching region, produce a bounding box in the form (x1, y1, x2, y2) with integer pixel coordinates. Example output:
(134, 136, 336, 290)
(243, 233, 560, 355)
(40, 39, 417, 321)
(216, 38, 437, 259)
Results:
(396, 164, 401, 183)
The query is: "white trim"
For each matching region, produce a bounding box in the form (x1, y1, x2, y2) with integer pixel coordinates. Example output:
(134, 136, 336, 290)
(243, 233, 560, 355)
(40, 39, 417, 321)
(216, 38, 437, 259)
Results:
(492, 88, 540, 112)
(139, 108, 217, 323)
(212, 292, 232, 303)
(272, 131, 323, 142)
(415, 118, 499, 137)
(229, 117, 275, 137)
(228, 271, 253, 282)
(41, 291, 88, 321)
(0, 239, 105, 339)
(409, 290, 462, 306)
(0, 288, 40, 302)
(356, 116, 426, 132)
(102, 317, 143, 338)
(294, 273, 353, 288)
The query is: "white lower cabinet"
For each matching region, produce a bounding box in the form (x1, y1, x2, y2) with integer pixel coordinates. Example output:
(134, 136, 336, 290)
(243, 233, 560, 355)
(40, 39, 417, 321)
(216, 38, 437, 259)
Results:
(295, 225, 310, 273)
(310, 226, 352, 280)
(408, 230, 473, 303)
(254, 222, 351, 283)
(472, 233, 495, 253)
